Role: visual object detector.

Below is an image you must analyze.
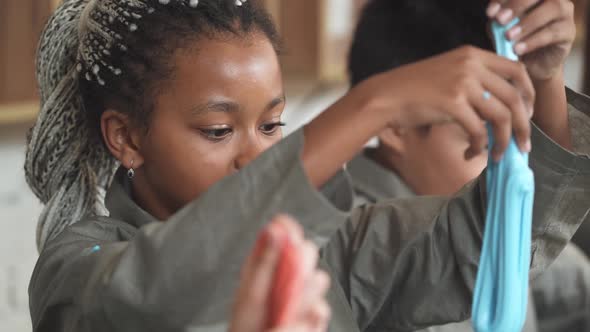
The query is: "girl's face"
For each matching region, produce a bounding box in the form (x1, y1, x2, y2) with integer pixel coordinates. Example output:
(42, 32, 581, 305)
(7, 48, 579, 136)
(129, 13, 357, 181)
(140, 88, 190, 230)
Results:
(128, 34, 285, 219)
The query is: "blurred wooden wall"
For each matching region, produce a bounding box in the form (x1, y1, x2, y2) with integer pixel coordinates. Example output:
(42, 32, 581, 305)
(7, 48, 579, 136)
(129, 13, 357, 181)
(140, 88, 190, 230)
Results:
(0, 1, 54, 124)
(265, 0, 365, 82)
(4, 0, 589, 124)
(0, 1, 52, 104)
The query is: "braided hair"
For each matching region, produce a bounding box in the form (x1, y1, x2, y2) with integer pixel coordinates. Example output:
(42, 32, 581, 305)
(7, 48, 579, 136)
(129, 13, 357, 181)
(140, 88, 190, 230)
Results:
(25, 0, 280, 251)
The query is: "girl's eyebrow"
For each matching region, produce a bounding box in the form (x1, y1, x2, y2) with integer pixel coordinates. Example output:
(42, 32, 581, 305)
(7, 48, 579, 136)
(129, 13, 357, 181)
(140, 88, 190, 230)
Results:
(188, 93, 286, 116)
(189, 100, 240, 116)
(265, 94, 286, 112)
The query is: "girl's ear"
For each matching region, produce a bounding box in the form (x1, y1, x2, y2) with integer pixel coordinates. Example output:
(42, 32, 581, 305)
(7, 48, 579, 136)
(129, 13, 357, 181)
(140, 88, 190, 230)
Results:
(100, 110, 145, 169)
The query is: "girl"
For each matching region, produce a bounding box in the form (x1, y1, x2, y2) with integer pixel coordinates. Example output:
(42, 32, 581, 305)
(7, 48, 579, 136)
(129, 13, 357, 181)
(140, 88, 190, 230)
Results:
(26, 0, 589, 331)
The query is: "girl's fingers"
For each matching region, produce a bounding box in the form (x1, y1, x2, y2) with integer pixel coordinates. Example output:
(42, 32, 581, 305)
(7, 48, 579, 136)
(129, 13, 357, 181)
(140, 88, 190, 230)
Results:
(480, 66, 532, 155)
(312, 270, 331, 298)
(269, 239, 329, 332)
(275, 215, 305, 243)
(470, 85, 512, 161)
(479, 66, 533, 151)
(299, 240, 320, 283)
(487, 1, 503, 17)
(443, 99, 488, 159)
(234, 216, 331, 332)
(241, 219, 284, 285)
(488, 0, 542, 24)
(245, 225, 283, 307)
(231, 220, 285, 332)
(507, 0, 573, 43)
(307, 301, 331, 332)
(468, 86, 510, 161)
(479, 53, 535, 109)
(514, 19, 575, 56)
(469, 82, 531, 161)
(268, 327, 308, 332)
(299, 270, 331, 313)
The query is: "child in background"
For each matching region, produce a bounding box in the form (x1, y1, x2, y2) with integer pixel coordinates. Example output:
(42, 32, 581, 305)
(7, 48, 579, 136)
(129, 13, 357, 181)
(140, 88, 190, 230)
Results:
(347, 0, 590, 331)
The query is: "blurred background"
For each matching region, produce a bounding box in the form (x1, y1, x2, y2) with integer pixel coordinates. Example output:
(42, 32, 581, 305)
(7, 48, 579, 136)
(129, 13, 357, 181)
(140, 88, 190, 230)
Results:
(0, 0, 588, 330)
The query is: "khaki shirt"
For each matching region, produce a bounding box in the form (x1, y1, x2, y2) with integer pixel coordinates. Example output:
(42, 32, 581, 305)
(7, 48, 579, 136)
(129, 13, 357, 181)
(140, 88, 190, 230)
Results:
(29, 89, 590, 332)
(345, 87, 590, 332)
(346, 151, 539, 332)
(567, 88, 590, 258)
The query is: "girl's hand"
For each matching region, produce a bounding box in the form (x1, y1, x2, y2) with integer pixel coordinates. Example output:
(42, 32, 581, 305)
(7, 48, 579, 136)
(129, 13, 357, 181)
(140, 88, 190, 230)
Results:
(355, 45, 535, 161)
(487, 0, 576, 81)
(229, 215, 331, 332)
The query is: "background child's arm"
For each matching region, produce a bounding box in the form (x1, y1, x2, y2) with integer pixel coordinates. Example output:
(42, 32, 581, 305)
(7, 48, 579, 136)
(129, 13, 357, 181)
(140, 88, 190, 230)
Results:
(532, 74, 572, 149)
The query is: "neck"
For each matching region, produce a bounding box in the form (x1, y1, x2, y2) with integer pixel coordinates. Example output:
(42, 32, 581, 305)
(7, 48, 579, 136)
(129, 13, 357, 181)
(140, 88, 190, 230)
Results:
(367, 143, 402, 177)
(130, 173, 175, 221)
(368, 142, 425, 195)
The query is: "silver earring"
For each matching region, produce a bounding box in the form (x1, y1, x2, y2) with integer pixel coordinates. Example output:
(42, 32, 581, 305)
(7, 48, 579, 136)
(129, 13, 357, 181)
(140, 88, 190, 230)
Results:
(127, 160, 135, 179)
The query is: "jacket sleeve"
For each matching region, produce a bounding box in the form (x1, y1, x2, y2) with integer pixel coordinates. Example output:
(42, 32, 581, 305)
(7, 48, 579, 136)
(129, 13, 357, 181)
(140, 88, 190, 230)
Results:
(531, 243, 590, 332)
(28, 129, 352, 332)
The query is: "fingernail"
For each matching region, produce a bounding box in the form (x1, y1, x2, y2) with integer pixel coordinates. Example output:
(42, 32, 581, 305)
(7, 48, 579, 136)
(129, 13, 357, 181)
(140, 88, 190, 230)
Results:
(524, 139, 532, 152)
(506, 26, 522, 40)
(487, 2, 501, 17)
(268, 224, 285, 249)
(514, 42, 527, 55)
(492, 146, 503, 162)
(498, 8, 513, 25)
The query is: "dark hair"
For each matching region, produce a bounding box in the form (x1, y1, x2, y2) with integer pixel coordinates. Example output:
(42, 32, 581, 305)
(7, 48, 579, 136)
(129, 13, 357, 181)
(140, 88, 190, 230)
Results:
(80, 0, 281, 134)
(348, 0, 492, 86)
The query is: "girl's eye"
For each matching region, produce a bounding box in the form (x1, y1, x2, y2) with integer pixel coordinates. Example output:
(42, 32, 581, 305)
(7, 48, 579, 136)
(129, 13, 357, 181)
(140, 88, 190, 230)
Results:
(259, 122, 286, 135)
(199, 127, 233, 141)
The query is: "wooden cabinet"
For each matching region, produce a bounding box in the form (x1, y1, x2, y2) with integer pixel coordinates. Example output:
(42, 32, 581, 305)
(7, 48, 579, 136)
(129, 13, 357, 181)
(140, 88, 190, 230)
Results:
(10, 1, 587, 119)
(267, 0, 364, 82)
(0, 0, 53, 124)
(0, 0, 362, 124)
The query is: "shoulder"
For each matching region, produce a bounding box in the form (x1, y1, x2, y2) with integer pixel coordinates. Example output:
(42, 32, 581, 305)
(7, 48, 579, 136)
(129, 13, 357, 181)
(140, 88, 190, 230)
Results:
(32, 216, 138, 285)
(31, 215, 138, 293)
(44, 216, 138, 251)
(29, 216, 139, 329)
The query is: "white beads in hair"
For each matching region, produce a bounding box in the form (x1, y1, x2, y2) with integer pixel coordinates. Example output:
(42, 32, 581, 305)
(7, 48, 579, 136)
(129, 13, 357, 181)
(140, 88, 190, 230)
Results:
(76, 0, 155, 85)
(76, 0, 245, 86)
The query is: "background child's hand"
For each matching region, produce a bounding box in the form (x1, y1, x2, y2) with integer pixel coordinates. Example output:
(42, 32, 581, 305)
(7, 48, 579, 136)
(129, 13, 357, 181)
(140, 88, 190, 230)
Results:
(229, 215, 331, 332)
(487, 0, 576, 81)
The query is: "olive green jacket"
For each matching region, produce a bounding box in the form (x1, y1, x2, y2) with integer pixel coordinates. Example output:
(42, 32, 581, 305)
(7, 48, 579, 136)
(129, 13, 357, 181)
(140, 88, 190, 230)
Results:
(29, 89, 590, 332)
